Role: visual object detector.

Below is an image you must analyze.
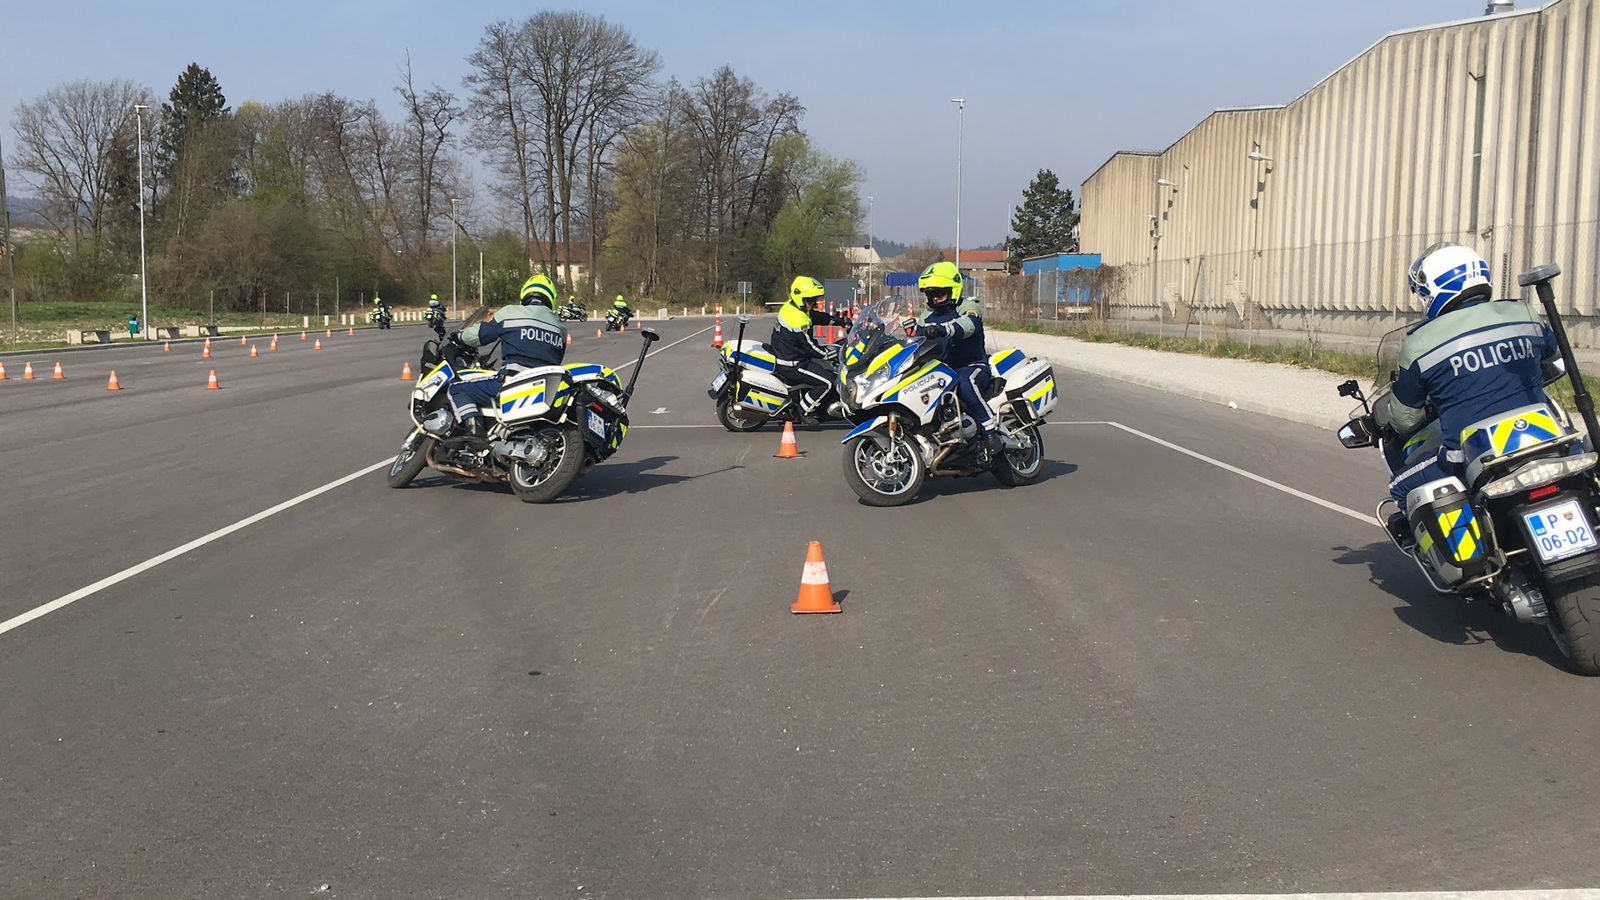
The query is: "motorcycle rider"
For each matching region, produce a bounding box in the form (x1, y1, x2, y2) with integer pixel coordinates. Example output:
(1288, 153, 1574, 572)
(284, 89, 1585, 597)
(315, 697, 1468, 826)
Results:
(912, 260, 1000, 457)
(444, 274, 568, 439)
(370, 294, 391, 325)
(611, 293, 633, 327)
(770, 275, 851, 421)
(425, 294, 446, 330)
(1382, 242, 1562, 535)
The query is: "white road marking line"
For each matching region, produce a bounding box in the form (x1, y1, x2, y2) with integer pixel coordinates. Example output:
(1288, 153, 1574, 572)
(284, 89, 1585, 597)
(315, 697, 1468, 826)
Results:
(0, 459, 392, 638)
(1053, 420, 1378, 527)
(2, 322, 717, 638)
(812, 893, 1600, 900)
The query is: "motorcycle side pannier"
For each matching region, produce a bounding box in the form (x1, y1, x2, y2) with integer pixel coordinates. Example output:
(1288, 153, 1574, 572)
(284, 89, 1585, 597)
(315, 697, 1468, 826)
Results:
(1001, 358, 1058, 423)
(1406, 476, 1491, 586)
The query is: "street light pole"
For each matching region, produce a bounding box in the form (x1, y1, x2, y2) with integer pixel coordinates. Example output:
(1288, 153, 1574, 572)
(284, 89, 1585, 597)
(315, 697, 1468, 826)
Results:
(951, 99, 965, 272)
(134, 104, 150, 339)
(450, 197, 459, 320)
(866, 194, 874, 304)
(0, 133, 17, 342)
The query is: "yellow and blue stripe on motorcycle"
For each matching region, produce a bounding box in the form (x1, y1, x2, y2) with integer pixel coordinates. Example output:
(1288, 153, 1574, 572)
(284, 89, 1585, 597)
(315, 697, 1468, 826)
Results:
(1434, 506, 1483, 564)
(881, 361, 950, 404)
(842, 339, 870, 368)
(723, 345, 778, 372)
(564, 362, 621, 389)
(1025, 376, 1057, 415)
(865, 343, 914, 378)
(1461, 406, 1563, 461)
(989, 348, 1026, 377)
(738, 386, 787, 412)
(500, 381, 549, 415)
(416, 361, 456, 400)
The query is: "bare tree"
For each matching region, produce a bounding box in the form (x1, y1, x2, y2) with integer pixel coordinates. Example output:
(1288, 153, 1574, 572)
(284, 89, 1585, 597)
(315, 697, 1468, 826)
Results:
(465, 20, 548, 272)
(397, 55, 461, 260)
(12, 79, 149, 251)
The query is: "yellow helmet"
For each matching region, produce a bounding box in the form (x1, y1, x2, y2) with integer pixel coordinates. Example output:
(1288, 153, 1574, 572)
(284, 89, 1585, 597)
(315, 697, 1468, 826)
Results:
(788, 275, 825, 307)
(519, 274, 557, 308)
(917, 261, 962, 304)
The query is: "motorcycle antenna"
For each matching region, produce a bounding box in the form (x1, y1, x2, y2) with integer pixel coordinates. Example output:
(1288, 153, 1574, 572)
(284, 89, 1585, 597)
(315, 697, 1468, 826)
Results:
(622, 328, 661, 400)
(1520, 264, 1600, 446)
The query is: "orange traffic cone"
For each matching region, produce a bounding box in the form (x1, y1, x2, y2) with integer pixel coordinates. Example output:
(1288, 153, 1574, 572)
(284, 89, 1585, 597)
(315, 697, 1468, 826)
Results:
(23, 362, 35, 380)
(774, 420, 804, 458)
(596, 327, 603, 339)
(791, 541, 841, 614)
(239, 335, 247, 346)
(249, 344, 258, 358)
(300, 331, 307, 341)
(270, 337, 278, 351)
(566, 333, 573, 346)
(202, 344, 212, 359)
(401, 362, 414, 381)
(106, 370, 121, 391)
(314, 338, 323, 350)
(163, 341, 171, 352)
(347, 327, 355, 336)
(711, 317, 723, 348)
(205, 370, 220, 390)
(52, 361, 65, 380)
(325, 328, 332, 337)
(0, 361, 7, 380)
(204, 337, 212, 350)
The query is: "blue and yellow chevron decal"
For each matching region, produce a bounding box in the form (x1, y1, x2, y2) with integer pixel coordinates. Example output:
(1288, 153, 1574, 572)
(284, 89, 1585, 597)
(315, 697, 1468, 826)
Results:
(842, 339, 869, 368)
(500, 382, 546, 414)
(1462, 407, 1562, 459)
(866, 343, 913, 378)
(1437, 506, 1483, 563)
(1026, 377, 1057, 413)
(989, 348, 1026, 376)
(882, 361, 944, 403)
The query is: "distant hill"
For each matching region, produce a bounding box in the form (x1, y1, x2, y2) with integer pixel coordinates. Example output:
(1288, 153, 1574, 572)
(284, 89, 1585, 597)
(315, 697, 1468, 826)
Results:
(5, 195, 49, 226)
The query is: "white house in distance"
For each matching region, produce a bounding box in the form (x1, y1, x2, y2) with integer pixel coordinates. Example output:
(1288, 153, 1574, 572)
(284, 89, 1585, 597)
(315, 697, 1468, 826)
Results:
(839, 245, 881, 282)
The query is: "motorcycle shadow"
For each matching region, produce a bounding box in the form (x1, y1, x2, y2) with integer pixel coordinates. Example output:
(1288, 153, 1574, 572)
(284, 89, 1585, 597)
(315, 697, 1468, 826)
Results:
(891, 459, 1078, 505)
(413, 456, 740, 501)
(1330, 540, 1566, 667)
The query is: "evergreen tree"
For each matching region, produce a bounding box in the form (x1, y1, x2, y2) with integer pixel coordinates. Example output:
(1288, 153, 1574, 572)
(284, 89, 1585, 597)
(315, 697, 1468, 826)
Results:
(156, 63, 230, 186)
(1004, 169, 1078, 271)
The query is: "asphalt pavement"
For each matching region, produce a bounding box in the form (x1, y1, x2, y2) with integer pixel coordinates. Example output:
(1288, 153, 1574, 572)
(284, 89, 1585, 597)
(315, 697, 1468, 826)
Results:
(2, 318, 1599, 899)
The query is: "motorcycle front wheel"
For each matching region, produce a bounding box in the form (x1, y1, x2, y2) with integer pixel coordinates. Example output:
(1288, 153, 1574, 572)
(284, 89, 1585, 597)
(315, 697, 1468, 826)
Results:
(508, 425, 585, 503)
(992, 424, 1045, 487)
(842, 433, 925, 507)
(387, 432, 434, 488)
(1544, 573, 1600, 675)
(715, 394, 768, 432)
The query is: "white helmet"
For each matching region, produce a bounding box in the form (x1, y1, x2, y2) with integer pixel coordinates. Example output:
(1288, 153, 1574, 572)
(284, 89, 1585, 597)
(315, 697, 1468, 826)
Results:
(1408, 242, 1491, 320)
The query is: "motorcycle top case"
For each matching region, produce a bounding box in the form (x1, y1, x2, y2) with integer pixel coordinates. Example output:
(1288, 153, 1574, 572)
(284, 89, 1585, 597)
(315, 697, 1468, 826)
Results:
(1406, 476, 1489, 585)
(992, 351, 1057, 423)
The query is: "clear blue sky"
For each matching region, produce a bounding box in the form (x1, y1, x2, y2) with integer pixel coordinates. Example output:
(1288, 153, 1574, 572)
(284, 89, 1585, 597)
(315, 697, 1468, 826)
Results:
(3, 0, 1500, 247)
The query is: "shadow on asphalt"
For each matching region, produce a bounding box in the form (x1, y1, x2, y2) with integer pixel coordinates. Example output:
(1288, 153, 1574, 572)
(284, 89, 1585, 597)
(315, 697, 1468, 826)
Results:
(862, 459, 1079, 506)
(1330, 540, 1567, 669)
(405, 455, 740, 501)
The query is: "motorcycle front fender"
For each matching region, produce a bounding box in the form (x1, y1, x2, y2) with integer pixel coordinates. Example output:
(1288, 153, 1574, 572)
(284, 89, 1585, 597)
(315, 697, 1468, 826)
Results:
(842, 416, 891, 451)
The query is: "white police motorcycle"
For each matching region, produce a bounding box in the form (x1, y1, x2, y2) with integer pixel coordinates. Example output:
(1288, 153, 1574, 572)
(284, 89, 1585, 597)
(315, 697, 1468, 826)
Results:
(707, 315, 847, 431)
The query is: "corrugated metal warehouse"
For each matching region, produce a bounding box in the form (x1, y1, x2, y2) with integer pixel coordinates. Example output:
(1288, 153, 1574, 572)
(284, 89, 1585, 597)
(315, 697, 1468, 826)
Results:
(1080, 0, 1600, 341)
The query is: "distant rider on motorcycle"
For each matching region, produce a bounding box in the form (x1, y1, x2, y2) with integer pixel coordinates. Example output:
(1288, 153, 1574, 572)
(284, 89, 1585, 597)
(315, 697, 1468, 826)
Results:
(771, 275, 850, 421)
(445, 274, 568, 438)
(612, 294, 633, 326)
(1382, 243, 1562, 534)
(911, 261, 999, 457)
(425, 294, 446, 329)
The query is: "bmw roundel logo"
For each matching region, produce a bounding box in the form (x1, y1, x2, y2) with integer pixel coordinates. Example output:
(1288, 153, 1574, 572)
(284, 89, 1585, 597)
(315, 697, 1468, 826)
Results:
(1513, 418, 1529, 431)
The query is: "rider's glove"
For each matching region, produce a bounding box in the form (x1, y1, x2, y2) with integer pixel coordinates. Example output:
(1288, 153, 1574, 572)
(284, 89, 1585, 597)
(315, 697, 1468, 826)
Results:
(918, 322, 946, 339)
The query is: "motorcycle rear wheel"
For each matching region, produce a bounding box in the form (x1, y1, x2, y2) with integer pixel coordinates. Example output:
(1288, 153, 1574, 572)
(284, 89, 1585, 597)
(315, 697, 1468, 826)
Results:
(509, 425, 585, 503)
(843, 434, 925, 507)
(992, 424, 1045, 487)
(1544, 573, 1600, 675)
(386, 433, 434, 488)
(715, 394, 768, 432)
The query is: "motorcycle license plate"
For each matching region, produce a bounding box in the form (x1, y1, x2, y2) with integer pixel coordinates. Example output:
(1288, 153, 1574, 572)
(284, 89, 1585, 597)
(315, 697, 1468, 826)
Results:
(710, 371, 727, 392)
(586, 409, 607, 438)
(1524, 499, 1599, 563)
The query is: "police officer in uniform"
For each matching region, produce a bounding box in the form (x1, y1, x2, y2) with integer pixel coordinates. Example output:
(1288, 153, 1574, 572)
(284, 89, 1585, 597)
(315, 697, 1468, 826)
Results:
(913, 260, 999, 457)
(770, 275, 850, 421)
(445, 274, 568, 438)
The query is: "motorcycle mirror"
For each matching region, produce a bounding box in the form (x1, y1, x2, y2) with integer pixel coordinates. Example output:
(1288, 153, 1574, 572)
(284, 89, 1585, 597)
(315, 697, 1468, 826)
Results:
(737, 315, 751, 325)
(1337, 379, 1360, 398)
(641, 329, 661, 343)
(1337, 416, 1378, 449)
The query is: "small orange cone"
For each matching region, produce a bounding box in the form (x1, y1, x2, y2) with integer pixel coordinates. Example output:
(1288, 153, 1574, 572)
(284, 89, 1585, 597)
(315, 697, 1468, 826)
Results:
(325, 328, 332, 337)
(596, 327, 603, 339)
(270, 337, 278, 351)
(0, 361, 7, 380)
(239, 335, 247, 346)
(300, 331, 307, 341)
(204, 338, 212, 350)
(202, 344, 211, 359)
(205, 370, 220, 390)
(250, 344, 258, 358)
(163, 341, 171, 352)
(347, 327, 355, 336)
(401, 362, 414, 381)
(774, 420, 804, 458)
(23, 362, 35, 380)
(52, 361, 65, 380)
(314, 338, 323, 350)
(791, 541, 841, 614)
(566, 333, 573, 346)
(106, 370, 121, 390)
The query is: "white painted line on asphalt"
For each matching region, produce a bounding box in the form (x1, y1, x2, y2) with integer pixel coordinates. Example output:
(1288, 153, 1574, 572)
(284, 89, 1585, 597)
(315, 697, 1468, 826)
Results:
(1055, 420, 1379, 527)
(0, 458, 393, 639)
(611, 324, 714, 372)
(813, 893, 1600, 900)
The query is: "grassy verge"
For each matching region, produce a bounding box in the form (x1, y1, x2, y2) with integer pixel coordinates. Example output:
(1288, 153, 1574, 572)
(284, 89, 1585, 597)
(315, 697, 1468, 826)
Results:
(1, 301, 387, 352)
(990, 317, 1600, 411)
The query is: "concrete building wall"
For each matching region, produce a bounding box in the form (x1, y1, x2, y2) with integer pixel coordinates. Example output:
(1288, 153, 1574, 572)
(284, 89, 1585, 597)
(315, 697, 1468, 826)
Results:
(1081, 0, 1600, 338)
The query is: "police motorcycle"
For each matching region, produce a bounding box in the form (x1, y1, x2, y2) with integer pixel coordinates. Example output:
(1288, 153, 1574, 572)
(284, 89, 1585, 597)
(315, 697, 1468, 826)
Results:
(370, 305, 393, 330)
(387, 304, 662, 503)
(708, 314, 849, 431)
(558, 299, 588, 322)
(1335, 264, 1600, 674)
(605, 307, 633, 332)
(834, 298, 1058, 506)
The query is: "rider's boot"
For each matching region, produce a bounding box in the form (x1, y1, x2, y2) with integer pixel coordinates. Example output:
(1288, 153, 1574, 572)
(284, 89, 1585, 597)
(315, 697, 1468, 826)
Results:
(1385, 510, 1417, 553)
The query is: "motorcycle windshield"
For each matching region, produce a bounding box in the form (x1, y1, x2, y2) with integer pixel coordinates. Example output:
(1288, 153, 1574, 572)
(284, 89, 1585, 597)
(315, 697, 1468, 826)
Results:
(462, 304, 493, 329)
(837, 297, 924, 405)
(1374, 323, 1410, 388)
